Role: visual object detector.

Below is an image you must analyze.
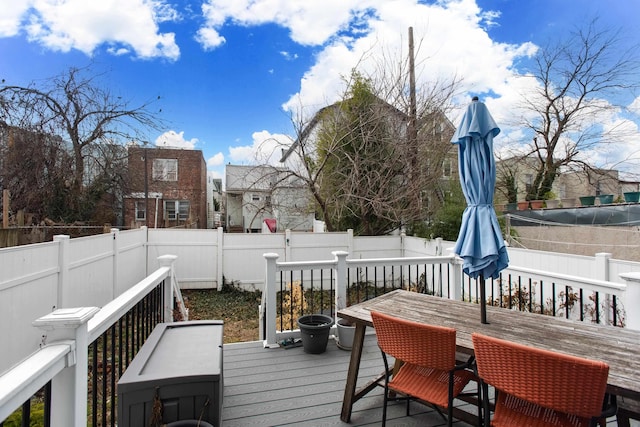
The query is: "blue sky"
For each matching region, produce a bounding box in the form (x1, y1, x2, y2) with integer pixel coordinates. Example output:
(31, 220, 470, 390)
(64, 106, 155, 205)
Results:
(1, 0, 639, 182)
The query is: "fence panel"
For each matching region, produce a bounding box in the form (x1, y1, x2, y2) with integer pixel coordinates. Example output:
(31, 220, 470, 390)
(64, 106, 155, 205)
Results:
(66, 233, 115, 307)
(0, 242, 60, 374)
(351, 235, 401, 259)
(114, 228, 148, 296)
(148, 229, 219, 288)
(223, 233, 284, 288)
(287, 231, 350, 261)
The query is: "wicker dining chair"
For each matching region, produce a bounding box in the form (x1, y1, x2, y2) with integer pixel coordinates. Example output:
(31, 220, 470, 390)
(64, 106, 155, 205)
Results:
(471, 332, 617, 427)
(371, 311, 478, 427)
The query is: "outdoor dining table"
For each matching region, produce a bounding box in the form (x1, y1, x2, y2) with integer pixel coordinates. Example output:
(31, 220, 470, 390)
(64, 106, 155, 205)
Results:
(337, 289, 640, 423)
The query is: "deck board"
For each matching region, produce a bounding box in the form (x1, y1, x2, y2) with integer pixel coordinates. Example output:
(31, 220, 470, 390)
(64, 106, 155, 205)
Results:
(222, 333, 476, 426)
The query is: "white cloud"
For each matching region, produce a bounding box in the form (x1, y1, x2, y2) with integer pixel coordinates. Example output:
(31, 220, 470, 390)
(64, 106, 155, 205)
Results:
(228, 130, 293, 165)
(207, 152, 225, 167)
(0, 0, 32, 37)
(155, 130, 198, 149)
(630, 96, 640, 117)
(276, 0, 538, 127)
(195, 26, 226, 50)
(7, 0, 180, 59)
(279, 51, 298, 60)
(198, 0, 368, 48)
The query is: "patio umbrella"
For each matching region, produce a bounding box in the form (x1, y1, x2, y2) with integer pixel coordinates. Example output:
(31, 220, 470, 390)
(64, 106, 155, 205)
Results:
(452, 97, 509, 323)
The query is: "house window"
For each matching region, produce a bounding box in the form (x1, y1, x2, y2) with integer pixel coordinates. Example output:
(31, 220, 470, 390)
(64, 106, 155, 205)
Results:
(164, 200, 190, 221)
(525, 174, 533, 194)
(442, 159, 452, 177)
(152, 159, 178, 181)
(135, 201, 146, 221)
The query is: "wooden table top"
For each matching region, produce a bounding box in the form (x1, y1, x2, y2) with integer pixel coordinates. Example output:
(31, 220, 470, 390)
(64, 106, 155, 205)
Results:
(338, 289, 640, 400)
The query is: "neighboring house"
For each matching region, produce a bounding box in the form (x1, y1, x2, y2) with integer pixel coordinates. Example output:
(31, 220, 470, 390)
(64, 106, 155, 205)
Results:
(558, 169, 620, 199)
(621, 180, 640, 194)
(279, 97, 457, 218)
(225, 164, 314, 233)
(496, 155, 621, 203)
(207, 176, 223, 229)
(124, 146, 207, 229)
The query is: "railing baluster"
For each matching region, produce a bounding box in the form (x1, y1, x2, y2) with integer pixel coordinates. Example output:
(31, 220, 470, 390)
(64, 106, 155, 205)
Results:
(101, 333, 107, 427)
(91, 338, 98, 426)
(110, 324, 116, 427)
(20, 399, 29, 427)
(44, 381, 51, 427)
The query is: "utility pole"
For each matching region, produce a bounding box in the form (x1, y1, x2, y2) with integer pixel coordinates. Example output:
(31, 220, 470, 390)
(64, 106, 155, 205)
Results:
(408, 27, 419, 215)
(408, 26, 418, 151)
(143, 143, 149, 228)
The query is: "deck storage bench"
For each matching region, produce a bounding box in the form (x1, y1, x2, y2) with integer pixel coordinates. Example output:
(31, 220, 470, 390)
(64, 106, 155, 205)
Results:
(117, 320, 224, 427)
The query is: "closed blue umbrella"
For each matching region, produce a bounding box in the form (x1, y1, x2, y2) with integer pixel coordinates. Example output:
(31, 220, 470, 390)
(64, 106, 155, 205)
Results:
(452, 97, 509, 323)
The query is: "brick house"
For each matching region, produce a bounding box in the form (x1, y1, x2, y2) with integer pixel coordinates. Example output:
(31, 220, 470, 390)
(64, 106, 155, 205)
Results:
(124, 146, 207, 228)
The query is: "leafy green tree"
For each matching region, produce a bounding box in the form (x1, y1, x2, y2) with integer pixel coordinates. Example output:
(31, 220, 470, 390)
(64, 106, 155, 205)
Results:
(420, 180, 467, 241)
(315, 73, 405, 235)
(280, 66, 457, 236)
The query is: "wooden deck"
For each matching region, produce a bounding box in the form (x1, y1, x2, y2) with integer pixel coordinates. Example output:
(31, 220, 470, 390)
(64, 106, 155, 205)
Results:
(222, 333, 479, 426)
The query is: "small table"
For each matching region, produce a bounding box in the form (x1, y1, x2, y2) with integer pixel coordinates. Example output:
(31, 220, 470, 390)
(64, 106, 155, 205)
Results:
(338, 289, 640, 423)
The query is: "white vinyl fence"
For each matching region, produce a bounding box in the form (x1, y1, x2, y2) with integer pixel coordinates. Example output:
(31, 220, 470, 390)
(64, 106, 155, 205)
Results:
(2, 228, 640, 375)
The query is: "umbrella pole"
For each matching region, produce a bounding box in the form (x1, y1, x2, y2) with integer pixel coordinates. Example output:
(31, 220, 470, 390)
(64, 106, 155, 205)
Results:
(480, 274, 488, 324)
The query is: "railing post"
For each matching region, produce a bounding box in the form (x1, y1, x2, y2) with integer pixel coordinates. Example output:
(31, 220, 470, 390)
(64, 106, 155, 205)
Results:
(450, 256, 464, 301)
(619, 273, 640, 331)
(333, 251, 349, 317)
(53, 235, 70, 309)
(33, 307, 100, 427)
(595, 253, 612, 325)
(263, 253, 280, 348)
(158, 254, 178, 322)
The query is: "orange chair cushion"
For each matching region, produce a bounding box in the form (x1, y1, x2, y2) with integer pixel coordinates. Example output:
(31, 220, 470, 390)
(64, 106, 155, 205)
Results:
(389, 363, 476, 408)
(491, 392, 594, 427)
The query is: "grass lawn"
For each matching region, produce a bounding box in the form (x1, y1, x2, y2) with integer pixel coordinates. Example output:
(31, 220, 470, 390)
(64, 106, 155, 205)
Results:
(181, 287, 262, 343)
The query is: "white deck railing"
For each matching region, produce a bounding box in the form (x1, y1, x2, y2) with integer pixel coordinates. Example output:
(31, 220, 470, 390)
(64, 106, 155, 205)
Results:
(262, 249, 637, 348)
(0, 255, 178, 426)
(3, 230, 640, 425)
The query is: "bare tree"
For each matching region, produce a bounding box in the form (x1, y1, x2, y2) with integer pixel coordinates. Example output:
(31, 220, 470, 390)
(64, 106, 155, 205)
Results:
(514, 20, 639, 200)
(280, 64, 459, 235)
(0, 66, 164, 221)
(0, 122, 73, 222)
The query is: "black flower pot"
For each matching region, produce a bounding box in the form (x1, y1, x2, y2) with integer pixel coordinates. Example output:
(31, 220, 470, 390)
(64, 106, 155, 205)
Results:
(297, 314, 334, 354)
